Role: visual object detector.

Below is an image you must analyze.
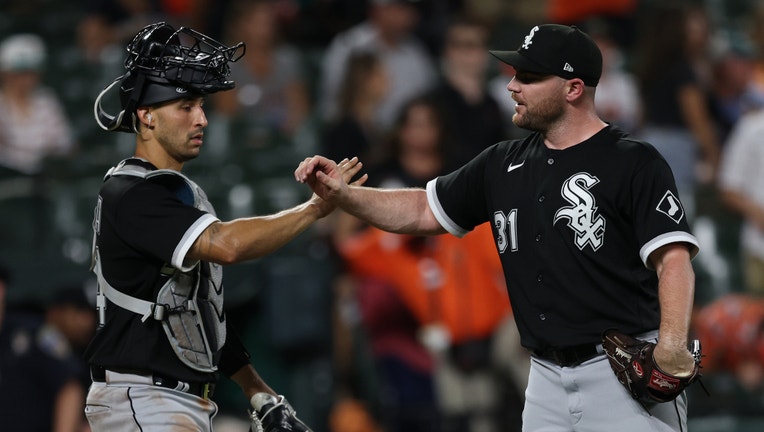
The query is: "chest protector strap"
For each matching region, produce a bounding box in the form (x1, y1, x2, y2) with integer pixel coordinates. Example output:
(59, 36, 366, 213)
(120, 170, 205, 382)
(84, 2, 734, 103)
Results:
(91, 159, 225, 373)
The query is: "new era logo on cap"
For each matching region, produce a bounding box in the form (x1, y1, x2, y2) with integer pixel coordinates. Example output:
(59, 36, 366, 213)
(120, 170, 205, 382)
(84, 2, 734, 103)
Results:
(489, 24, 603, 87)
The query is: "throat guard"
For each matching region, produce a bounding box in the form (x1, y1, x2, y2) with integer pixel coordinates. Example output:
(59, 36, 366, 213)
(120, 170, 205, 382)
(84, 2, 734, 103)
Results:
(91, 159, 225, 372)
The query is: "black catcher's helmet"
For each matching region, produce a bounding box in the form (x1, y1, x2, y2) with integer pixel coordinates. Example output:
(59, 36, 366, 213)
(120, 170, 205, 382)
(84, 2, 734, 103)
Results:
(94, 22, 245, 133)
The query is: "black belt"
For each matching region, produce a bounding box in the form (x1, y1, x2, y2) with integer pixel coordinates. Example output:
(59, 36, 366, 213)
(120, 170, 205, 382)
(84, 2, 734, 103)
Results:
(533, 343, 604, 367)
(90, 365, 215, 399)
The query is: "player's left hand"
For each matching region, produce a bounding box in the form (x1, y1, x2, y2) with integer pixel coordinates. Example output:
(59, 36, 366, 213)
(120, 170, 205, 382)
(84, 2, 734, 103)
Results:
(249, 393, 313, 432)
(653, 340, 697, 376)
(602, 329, 702, 403)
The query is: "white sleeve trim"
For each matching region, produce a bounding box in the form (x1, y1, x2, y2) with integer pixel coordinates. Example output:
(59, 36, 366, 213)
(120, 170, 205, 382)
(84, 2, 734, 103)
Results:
(639, 231, 700, 270)
(171, 214, 219, 271)
(426, 179, 469, 238)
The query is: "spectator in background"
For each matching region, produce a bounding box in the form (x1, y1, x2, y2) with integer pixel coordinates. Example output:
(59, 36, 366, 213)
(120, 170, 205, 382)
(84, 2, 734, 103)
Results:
(0, 266, 90, 432)
(318, 0, 436, 132)
(634, 3, 721, 215)
(587, 20, 640, 133)
(77, 0, 228, 63)
(77, 0, 167, 63)
(45, 283, 98, 393)
(692, 294, 764, 414)
(718, 108, 764, 295)
(707, 36, 764, 143)
(329, 96, 450, 432)
(747, 0, 764, 96)
(426, 16, 507, 172)
(214, 0, 311, 139)
(0, 33, 76, 250)
(321, 51, 390, 170)
(0, 33, 75, 177)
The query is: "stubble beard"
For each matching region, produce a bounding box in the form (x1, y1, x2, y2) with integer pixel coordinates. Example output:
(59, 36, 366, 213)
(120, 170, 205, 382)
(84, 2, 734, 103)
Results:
(512, 94, 566, 133)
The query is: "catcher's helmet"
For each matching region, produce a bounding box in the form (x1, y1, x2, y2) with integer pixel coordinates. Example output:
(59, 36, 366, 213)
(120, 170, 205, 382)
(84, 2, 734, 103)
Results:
(94, 22, 245, 133)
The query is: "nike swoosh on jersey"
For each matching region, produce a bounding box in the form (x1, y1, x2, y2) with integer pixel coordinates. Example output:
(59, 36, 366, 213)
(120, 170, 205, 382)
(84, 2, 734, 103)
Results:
(507, 161, 525, 172)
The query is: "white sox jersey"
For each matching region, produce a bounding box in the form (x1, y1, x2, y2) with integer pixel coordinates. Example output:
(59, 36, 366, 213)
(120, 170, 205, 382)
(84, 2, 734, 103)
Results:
(86, 158, 251, 383)
(426, 125, 699, 351)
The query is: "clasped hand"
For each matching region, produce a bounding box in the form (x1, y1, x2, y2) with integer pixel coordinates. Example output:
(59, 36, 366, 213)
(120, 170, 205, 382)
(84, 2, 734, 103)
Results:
(301, 156, 367, 217)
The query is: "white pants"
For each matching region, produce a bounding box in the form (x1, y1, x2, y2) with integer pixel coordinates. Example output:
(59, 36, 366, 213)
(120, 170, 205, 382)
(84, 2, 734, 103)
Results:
(522, 354, 687, 432)
(85, 371, 218, 431)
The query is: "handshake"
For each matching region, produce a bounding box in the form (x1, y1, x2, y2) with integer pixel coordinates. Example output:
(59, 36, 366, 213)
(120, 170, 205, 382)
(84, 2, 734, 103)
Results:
(249, 393, 313, 432)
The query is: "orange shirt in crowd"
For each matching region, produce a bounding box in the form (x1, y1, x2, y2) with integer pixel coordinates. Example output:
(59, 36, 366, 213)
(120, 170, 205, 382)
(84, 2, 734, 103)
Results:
(338, 222, 511, 345)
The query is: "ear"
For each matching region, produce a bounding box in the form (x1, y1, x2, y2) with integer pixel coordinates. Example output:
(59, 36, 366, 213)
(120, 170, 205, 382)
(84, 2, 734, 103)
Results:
(136, 107, 152, 128)
(565, 78, 586, 102)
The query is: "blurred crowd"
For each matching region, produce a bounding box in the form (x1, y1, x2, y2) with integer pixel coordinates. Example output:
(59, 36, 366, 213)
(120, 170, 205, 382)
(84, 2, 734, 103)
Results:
(1, 0, 764, 431)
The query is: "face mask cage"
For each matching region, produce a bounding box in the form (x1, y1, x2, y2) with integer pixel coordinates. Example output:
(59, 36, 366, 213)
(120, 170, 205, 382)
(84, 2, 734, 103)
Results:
(124, 23, 245, 93)
(94, 22, 245, 133)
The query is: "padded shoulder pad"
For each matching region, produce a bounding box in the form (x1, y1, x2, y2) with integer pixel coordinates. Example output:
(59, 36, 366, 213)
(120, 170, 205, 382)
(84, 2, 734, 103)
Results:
(107, 159, 197, 207)
(145, 171, 196, 207)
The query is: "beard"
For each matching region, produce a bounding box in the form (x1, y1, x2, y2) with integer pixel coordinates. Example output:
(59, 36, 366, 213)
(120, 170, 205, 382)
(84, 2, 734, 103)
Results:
(512, 92, 566, 132)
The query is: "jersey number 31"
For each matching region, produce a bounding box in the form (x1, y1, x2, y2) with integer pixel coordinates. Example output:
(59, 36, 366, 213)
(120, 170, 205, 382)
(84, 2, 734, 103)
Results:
(494, 209, 518, 253)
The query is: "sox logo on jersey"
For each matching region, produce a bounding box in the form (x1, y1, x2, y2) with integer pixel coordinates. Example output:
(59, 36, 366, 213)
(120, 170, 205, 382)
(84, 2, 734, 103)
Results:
(553, 172, 606, 251)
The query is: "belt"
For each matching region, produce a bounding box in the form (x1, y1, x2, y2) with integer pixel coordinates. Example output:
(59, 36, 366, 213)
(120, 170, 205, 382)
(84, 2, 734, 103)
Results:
(533, 343, 604, 367)
(533, 330, 659, 367)
(90, 365, 215, 400)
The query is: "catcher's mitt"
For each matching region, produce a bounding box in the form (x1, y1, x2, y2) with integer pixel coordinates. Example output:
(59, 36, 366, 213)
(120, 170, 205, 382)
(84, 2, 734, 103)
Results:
(602, 329, 702, 403)
(249, 393, 313, 432)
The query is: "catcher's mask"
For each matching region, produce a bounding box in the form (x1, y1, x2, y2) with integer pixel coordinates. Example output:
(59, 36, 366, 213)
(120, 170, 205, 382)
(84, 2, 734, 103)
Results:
(94, 22, 245, 133)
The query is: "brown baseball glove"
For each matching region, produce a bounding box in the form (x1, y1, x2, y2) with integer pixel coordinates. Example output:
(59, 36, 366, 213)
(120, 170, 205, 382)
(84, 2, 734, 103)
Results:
(602, 329, 703, 403)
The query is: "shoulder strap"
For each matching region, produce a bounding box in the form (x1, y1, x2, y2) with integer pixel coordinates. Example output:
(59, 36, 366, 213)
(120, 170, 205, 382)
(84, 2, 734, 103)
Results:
(92, 159, 171, 324)
(93, 248, 166, 323)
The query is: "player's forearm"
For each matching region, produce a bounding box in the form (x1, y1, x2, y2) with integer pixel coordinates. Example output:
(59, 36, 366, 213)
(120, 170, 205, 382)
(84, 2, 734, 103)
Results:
(340, 186, 444, 236)
(230, 364, 276, 400)
(654, 246, 695, 347)
(190, 201, 323, 264)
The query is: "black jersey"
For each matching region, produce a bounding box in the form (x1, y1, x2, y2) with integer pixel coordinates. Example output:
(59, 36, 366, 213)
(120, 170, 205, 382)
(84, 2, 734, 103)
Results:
(426, 125, 700, 351)
(84, 158, 227, 383)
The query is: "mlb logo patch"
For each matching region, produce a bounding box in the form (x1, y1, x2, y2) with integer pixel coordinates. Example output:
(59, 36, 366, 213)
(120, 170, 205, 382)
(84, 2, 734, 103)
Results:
(656, 191, 685, 224)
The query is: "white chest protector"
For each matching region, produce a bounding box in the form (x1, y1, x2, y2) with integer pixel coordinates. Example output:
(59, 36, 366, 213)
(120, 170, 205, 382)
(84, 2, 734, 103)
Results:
(91, 160, 225, 373)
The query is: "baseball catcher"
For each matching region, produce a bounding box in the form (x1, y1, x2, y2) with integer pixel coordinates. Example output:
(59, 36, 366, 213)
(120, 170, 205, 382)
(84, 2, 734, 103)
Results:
(602, 329, 705, 404)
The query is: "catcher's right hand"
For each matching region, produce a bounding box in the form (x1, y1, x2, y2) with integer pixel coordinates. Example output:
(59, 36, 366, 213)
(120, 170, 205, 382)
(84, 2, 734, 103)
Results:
(249, 393, 313, 432)
(602, 329, 702, 404)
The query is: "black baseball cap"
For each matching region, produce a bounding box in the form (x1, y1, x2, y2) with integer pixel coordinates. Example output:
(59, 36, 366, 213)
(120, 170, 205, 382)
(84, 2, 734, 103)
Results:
(129, 80, 200, 108)
(490, 24, 602, 87)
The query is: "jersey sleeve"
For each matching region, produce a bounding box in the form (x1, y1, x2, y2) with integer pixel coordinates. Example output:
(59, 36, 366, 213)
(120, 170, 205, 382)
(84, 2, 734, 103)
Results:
(631, 155, 700, 269)
(426, 147, 492, 237)
(111, 181, 218, 270)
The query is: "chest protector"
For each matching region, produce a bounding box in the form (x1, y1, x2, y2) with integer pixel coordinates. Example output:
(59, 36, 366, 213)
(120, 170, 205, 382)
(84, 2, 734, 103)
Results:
(91, 159, 225, 373)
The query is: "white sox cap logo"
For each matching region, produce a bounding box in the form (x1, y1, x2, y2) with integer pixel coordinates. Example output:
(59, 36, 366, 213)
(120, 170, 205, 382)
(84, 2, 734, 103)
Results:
(522, 26, 539, 50)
